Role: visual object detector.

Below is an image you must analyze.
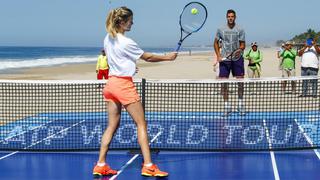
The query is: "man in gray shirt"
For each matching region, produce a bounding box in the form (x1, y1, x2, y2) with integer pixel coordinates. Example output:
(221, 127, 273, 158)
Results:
(213, 9, 246, 116)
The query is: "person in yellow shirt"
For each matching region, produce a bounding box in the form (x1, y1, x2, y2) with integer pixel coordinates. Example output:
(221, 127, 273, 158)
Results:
(96, 49, 109, 79)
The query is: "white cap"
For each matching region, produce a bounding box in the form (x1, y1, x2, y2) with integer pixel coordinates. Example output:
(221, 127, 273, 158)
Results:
(251, 42, 258, 47)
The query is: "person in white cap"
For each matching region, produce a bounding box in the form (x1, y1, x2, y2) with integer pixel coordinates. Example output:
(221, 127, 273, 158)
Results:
(244, 42, 263, 78)
(279, 41, 297, 94)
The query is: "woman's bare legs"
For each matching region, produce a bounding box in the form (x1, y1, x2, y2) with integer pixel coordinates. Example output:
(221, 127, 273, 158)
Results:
(124, 101, 152, 164)
(97, 101, 122, 163)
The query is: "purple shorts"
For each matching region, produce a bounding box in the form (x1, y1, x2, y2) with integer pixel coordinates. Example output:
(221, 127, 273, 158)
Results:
(219, 57, 245, 78)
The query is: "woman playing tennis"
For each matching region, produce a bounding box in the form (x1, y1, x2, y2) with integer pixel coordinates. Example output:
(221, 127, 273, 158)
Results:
(93, 6, 177, 177)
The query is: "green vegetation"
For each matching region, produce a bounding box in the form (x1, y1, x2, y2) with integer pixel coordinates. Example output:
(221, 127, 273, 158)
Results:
(291, 29, 320, 43)
(276, 29, 320, 46)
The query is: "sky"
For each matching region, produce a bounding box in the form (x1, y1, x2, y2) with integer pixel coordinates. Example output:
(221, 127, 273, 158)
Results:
(0, 0, 320, 48)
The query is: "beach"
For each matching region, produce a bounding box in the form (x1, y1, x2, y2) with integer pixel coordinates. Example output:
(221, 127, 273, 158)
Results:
(0, 47, 302, 80)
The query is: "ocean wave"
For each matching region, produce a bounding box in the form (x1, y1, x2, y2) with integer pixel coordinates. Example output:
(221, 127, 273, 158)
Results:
(0, 47, 212, 71)
(0, 56, 97, 71)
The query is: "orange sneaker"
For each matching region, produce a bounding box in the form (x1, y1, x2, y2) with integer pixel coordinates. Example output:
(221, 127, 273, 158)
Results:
(141, 164, 168, 177)
(93, 164, 117, 176)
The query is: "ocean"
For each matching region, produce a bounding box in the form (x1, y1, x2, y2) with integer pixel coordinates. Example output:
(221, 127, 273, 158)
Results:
(0, 46, 211, 72)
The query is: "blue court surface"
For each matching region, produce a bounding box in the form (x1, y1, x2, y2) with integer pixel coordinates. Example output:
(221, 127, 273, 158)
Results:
(1, 111, 320, 179)
(0, 149, 320, 180)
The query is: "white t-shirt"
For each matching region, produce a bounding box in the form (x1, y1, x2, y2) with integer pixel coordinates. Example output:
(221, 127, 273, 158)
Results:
(104, 33, 144, 77)
(301, 46, 319, 69)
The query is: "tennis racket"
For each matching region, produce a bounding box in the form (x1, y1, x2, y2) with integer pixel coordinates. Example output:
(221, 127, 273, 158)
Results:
(222, 48, 244, 62)
(176, 2, 208, 52)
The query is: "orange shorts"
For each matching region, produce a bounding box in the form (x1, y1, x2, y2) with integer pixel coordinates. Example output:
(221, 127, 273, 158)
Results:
(103, 76, 140, 105)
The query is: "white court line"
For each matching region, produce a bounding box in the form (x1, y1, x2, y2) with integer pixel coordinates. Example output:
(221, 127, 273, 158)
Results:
(0, 76, 317, 84)
(110, 132, 162, 180)
(263, 119, 280, 180)
(0, 120, 86, 161)
(0, 151, 19, 161)
(294, 119, 320, 160)
(0, 119, 55, 144)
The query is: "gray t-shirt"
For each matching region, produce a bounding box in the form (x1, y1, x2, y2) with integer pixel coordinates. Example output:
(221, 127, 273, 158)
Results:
(216, 24, 245, 58)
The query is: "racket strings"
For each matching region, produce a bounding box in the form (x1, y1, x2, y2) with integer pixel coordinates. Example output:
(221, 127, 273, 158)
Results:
(175, 2, 207, 51)
(229, 49, 243, 61)
(180, 3, 207, 33)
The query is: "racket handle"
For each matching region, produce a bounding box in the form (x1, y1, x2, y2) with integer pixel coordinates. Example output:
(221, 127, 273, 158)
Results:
(175, 42, 182, 52)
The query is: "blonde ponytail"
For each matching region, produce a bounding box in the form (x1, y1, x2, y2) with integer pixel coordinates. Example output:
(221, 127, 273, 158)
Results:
(106, 7, 133, 38)
(106, 10, 117, 38)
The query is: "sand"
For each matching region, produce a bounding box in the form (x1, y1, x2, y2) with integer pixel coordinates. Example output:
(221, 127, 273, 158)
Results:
(0, 47, 302, 80)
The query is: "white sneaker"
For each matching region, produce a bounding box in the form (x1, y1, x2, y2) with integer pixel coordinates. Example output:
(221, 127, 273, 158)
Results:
(223, 106, 232, 117)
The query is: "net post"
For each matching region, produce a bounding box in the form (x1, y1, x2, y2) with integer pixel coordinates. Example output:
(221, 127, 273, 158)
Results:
(141, 78, 146, 113)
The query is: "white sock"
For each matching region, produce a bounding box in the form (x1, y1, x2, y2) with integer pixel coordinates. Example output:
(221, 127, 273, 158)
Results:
(97, 162, 106, 167)
(238, 99, 243, 107)
(224, 102, 230, 110)
(144, 163, 153, 167)
(238, 99, 245, 112)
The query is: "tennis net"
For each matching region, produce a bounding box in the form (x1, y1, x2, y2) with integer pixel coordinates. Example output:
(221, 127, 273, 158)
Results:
(0, 77, 319, 151)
